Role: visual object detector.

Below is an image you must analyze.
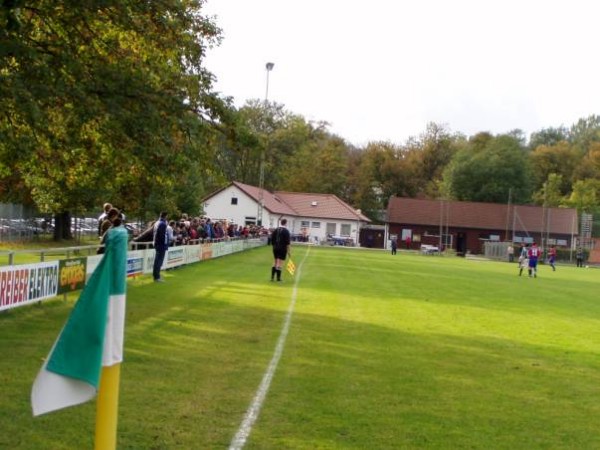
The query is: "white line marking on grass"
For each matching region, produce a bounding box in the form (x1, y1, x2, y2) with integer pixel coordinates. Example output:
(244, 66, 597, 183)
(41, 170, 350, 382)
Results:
(229, 248, 310, 450)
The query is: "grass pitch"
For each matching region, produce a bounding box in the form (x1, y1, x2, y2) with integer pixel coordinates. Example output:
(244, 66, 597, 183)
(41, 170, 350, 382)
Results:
(1, 245, 600, 449)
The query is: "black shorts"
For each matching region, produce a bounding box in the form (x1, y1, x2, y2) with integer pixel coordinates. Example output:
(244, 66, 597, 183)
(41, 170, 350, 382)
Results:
(273, 247, 287, 260)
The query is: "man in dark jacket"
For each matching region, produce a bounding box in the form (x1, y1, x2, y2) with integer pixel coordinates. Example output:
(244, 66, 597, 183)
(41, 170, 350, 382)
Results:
(153, 212, 169, 282)
(271, 218, 291, 282)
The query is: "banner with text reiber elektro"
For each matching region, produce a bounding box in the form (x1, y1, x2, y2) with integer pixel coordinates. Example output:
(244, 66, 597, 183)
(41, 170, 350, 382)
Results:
(0, 261, 59, 311)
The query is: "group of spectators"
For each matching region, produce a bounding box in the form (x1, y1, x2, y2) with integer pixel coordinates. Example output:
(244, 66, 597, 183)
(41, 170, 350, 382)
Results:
(128, 212, 267, 247)
(97, 203, 269, 251)
(161, 214, 265, 246)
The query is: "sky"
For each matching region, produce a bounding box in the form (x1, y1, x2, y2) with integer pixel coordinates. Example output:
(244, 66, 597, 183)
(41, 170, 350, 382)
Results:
(202, 0, 600, 146)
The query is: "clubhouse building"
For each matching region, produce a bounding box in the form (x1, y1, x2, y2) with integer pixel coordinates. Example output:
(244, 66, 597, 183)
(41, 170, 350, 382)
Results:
(387, 196, 579, 255)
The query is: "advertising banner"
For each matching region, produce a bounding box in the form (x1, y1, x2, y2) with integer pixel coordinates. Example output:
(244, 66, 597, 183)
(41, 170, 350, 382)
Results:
(0, 261, 59, 311)
(165, 247, 185, 269)
(201, 242, 213, 260)
(1, 238, 266, 312)
(127, 250, 145, 278)
(57, 258, 87, 294)
(185, 244, 202, 264)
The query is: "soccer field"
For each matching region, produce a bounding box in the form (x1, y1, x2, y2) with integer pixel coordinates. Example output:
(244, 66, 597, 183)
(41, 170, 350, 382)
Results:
(2, 245, 600, 449)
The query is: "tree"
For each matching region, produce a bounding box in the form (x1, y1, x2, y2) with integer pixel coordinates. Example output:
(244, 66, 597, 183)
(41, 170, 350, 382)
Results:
(529, 126, 569, 150)
(529, 141, 581, 194)
(564, 179, 600, 214)
(443, 134, 533, 203)
(569, 115, 600, 154)
(573, 142, 600, 181)
(0, 0, 224, 238)
(532, 173, 565, 207)
(410, 123, 461, 198)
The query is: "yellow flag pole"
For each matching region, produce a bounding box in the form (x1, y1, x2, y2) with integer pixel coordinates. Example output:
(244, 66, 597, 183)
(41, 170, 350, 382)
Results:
(94, 364, 121, 450)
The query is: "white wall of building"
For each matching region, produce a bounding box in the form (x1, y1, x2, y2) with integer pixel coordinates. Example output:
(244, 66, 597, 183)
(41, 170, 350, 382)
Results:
(203, 185, 282, 228)
(203, 185, 363, 242)
(287, 217, 361, 244)
(203, 185, 258, 226)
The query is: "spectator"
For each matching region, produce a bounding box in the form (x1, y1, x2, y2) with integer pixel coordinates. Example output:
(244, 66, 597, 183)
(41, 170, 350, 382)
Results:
(97, 207, 120, 254)
(98, 203, 112, 236)
(168, 220, 176, 246)
(204, 218, 213, 240)
(188, 221, 198, 242)
(99, 208, 120, 239)
(153, 212, 169, 282)
(507, 244, 514, 263)
(214, 221, 224, 240)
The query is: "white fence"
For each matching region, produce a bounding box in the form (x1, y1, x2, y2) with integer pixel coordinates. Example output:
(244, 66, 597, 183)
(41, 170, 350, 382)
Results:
(0, 238, 265, 312)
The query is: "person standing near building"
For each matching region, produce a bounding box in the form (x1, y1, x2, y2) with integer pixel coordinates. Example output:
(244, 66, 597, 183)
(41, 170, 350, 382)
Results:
(507, 244, 514, 263)
(548, 245, 557, 271)
(153, 212, 169, 282)
(271, 218, 291, 282)
(528, 242, 541, 277)
(391, 238, 397, 255)
(576, 246, 584, 267)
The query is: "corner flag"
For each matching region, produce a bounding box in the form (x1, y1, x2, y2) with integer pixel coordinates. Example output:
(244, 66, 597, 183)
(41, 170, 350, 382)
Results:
(286, 259, 296, 276)
(32, 225, 128, 416)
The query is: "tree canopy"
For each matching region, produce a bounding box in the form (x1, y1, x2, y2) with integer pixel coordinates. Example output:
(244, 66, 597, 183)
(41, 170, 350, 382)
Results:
(2, 4, 600, 234)
(1, 0, 224, 232)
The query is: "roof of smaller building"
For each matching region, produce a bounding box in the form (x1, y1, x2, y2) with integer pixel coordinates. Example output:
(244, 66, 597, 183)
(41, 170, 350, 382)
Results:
(231, 181, 296, 216)
(387, 197, 578, 235)
(274, 191, 371, 222)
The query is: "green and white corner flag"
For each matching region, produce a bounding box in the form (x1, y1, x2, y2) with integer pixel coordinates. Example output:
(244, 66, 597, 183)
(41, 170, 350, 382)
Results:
(32, 226, 128, 416)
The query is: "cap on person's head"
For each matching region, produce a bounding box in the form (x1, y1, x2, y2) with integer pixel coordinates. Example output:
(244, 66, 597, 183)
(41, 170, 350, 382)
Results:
(104, 203, 112, 211)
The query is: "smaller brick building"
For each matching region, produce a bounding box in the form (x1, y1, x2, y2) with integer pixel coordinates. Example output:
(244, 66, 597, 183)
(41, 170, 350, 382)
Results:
(387, 197, 579, 255)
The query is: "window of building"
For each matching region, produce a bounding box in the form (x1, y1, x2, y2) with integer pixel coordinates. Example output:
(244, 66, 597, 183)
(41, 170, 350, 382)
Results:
(326, 223, 336, 235)
(231, 197, 238, 205)
(341, 224, 351, 236)
(311, 221, 321, 229)
(245, 216, 256, 225)
(301, 220, 310, 228)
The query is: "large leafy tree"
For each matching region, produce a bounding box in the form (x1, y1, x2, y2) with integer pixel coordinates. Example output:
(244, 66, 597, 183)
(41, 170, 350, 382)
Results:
(532, 173, 565, 207)
(443, 133, 533, 203)
(529, 126, 569, 150)
(529, 141, 581, 194)
(569, 115, 600, 154)
(406, 122, 461, 198)
(0, 0, 223, 237)
(564, 179, 600, 214)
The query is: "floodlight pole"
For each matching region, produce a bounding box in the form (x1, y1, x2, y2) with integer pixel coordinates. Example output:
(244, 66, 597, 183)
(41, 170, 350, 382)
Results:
(257, 62, 274, 227)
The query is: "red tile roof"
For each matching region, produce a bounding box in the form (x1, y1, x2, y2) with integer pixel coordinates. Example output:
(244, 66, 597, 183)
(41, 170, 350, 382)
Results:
(231, 181, 297, 216)
(223, 182, 369, 221)
(274, 191, 371, 222)
(387, 197, 578, 235)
